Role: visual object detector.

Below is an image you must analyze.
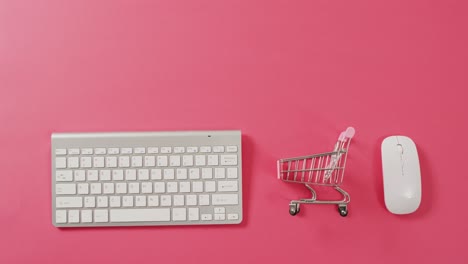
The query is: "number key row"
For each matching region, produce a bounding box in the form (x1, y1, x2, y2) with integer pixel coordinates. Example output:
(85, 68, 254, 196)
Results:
(55, 154, 237, 169)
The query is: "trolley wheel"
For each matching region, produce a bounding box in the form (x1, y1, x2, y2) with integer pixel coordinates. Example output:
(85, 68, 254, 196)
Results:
(338, 205, 348, 217)
(289, 203, 300, 216)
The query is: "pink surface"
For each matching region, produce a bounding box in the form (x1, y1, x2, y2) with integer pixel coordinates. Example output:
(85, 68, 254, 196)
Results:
(1, 0, 467, 263)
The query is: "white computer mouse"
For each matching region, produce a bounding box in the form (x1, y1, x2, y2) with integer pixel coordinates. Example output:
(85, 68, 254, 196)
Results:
(381, 135, 421, 214)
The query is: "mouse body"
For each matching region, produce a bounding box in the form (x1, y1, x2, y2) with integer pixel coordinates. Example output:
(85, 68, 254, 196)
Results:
(382, 135, 421, 214)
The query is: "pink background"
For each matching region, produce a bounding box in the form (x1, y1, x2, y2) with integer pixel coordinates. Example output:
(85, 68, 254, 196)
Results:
(1, 0, 467, 263)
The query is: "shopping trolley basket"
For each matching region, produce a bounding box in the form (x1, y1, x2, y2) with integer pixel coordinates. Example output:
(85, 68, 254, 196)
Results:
(277, 127, 355, 217)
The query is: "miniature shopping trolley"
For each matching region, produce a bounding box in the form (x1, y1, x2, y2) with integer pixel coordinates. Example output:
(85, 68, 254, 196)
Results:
(277, 127, 355, 217)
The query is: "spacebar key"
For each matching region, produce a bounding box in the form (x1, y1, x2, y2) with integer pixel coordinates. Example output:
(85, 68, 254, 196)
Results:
(110, 209, 170, 222)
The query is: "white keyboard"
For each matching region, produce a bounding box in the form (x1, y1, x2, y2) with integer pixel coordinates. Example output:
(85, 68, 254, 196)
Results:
(51, 130, 242, 227)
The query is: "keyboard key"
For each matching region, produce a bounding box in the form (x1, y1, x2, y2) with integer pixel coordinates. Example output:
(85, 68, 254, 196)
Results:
(218, 181, 238, 192)
(214, 207, 225, 214)
(214, 214, 225, 221)
(116, 183, 127, 194)
(112, 170, 124, 181)
(94, 148, 106, 155)
(199, 195, 209, 205)
(138, 169, 149, 180)
(68, 210, 80, 223)
(179, 182, 190, 193)
(110, 196, 121, 207)
(230, 213, 241, 221)
(148, 195, 159, 206)
(122, 196, 133, 207)
(174, 147, 185, 153)
(176, 168, 187, 179)
(151, 169, 162, 180)
(148, 147, 159, 154)
(80, 157, 92, 168)
(108, 148, 119, 155)
(51, 210, 65, 224)
(226, 146, 238, 152)
(144, 156, 155, 167)
(195, 155, 206, 166)
(161, 147, 172, 153)
(221, 155, 237, 166)
(205, 181, 216, 192)
(56, 197, 82, 208)
(99, 170, 111, 181)
(55, 149, 67, 155)
(68, 148, 80, 155)
(134, 147, 146, 154)
(182, 155, 193, 166)
(189, 168, 200, 179)
(163, 169, 174, 180)
(201, 168, 212, 179)
(193, 182, 203, 193)
(212, 194, 239, 205)
(55, 157, 66, 169)
(141, 182, 153, 193)
(167, 182, 178, 193)
(56, 170, 72, 181)
(135, 196, 146, 207)
(200, 146, 211, 153)
(187, 147, 198, 153)
(94, 209, 108, 222)
(81, 148, 93, 155)
(172, 208, 186, 221)
(227, 168, 238, 179)
(188, 208, 199, 221)
(214, 168, 225, 179)
(97, 196, 108, 207)
(207, 155, 218, 166)
(74, 170, 86, 181)
(103, 183, 114, 194)
(93, 157, 104, 168)
(81, 210, 93, 222)
(157, 156, 168, 166)
(201, 214, 212, 221)
(213, 146, 224, 153)
(110, 209, 170, 222)
(160, 195, 171, 206)
(170, 156, 181, 166)
(186, 195, 197, 206)
(121, 148, 132, 154)
(131, 156, 143, 167)
(173, 195, 184, 206)
(154, 182, 165, 193)
(67, 157, 79, 168)
(129, 183, 140, 194)
(84, 196, 96, 207)
(90, 183, 102, 194)
(87, 170, 98, 181)
(106, 157, 117, 168)
(78, 183, 89, 194)
(56, 184, 76, 195)
(119, 156, 130, 167)
(125, 169, 136, 180)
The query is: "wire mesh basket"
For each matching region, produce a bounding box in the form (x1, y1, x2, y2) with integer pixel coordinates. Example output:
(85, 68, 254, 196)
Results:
(277, 127, 355, 217)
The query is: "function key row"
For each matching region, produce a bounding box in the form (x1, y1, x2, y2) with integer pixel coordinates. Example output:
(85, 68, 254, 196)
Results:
(55, 146, 238, 156)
